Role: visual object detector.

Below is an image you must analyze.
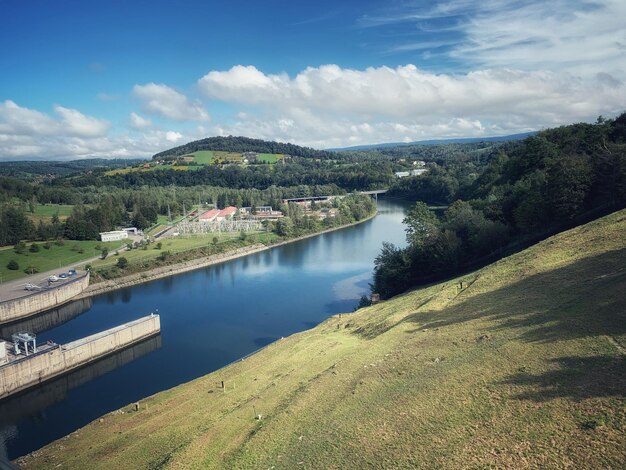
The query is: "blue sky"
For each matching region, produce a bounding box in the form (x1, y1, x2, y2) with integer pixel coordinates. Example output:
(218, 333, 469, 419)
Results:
(0, 0, 624, 159)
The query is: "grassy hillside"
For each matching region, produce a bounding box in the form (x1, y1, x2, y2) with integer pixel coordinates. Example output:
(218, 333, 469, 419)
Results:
(19, 210, 626, 469)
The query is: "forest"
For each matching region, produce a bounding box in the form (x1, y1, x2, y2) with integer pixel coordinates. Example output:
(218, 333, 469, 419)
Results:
(372, 114, 626, 298)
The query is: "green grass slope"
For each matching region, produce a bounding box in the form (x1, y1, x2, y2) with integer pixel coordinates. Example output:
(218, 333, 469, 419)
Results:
(19, 210, 626, 469)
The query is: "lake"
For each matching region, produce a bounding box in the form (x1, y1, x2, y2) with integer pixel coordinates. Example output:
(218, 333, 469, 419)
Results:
(0, 197, 411, 460)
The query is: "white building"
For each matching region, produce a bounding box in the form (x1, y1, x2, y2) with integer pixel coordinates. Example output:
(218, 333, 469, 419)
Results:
(100, 230, 129, 242)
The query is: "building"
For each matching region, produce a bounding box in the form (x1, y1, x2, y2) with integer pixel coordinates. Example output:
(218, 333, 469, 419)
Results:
(199, 209, 220, 221)
(100, 230, 129, 242)
(216, 206, 237, 220)
(394, 171, 410, 178)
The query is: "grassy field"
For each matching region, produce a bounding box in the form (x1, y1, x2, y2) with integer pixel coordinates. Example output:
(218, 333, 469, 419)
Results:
(19, 210, 626, 469)
(189, 150, 214, 164)
(0, 240, 122, 282)
(25, 204, 75, 223)
(89, 232, 276, 270)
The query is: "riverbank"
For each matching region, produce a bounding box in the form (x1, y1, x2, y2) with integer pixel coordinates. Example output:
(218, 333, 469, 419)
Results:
(75, 211, 377, 301)
(18, 209, 626, 469)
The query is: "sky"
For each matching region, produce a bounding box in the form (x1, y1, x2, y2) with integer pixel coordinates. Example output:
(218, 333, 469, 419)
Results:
(0, 0, 625, 159)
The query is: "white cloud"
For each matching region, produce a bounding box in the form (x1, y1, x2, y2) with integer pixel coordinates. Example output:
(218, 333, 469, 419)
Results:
(133, 83, 210, 121)
(54, 105, 110, 137)
(130, 112, 152, 129)
(0, 100, 194, 159)
(362, 0, 626, 76)
(198, 64, 625, 128)
(166, 131, 183, 142)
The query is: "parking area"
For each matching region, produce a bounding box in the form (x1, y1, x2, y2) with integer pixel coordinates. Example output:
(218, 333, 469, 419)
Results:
(0, 269, 84, 303)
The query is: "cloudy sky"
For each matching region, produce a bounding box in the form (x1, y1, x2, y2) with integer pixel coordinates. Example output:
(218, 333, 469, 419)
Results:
(1, 0, 624, 159)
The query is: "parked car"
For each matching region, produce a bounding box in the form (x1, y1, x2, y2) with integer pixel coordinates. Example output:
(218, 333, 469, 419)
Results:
(48, 275, 59, 282)
(58, 273, 68, 279)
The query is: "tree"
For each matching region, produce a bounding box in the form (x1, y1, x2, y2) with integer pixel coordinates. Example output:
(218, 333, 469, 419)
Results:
(403, 202, 439, 247)
(116, 257, 128, 269)
(7, 260, 19, 270)
(101, 247, 109, 259)
(29, 243, 40, 253)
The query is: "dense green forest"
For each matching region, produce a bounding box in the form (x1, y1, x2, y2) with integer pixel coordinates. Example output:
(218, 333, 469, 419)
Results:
(373, 114, 626, 298)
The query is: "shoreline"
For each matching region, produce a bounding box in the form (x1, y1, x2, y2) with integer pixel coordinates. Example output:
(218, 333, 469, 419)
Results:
(74, 211, 377, 300)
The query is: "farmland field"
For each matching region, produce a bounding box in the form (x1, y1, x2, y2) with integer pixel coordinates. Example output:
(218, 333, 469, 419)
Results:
(188, 150, 214, 164)
(26, 204, 76, 223)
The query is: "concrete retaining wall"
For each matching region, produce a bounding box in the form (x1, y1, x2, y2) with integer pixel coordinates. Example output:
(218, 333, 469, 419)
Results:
(0, 314, 160, 400)
(0, 273, 90, 324)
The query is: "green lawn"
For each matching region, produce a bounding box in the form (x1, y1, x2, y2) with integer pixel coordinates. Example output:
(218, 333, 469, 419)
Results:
(0, 240, 122, 282)
(19, 209, 626, 469)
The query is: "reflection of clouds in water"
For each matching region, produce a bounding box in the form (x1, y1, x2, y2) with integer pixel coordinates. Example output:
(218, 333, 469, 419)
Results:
(333, 271, 371, 300)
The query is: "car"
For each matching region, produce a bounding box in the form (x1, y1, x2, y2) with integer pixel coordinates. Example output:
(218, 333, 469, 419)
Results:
(58, 273, 68, 279)
(48, 275, 59, 282)
(24, 283, 34, 291)
(68, 269, 77, 276)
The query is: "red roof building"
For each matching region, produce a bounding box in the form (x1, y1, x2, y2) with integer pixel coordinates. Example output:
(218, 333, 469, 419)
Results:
(199, 209, 220, 221)
(216, 206, 237, 219)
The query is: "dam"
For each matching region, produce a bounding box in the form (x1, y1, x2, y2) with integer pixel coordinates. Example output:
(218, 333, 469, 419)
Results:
(0, 314, 160, 400)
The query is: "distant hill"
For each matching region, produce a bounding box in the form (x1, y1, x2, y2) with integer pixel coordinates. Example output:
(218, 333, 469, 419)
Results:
(331, 132, 536, 151)
(0, 159, 143, 178)
(152, 136, 336, 160)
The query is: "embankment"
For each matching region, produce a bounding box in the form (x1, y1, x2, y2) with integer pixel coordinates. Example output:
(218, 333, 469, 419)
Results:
(0, 273, 90, 324)
(0, 314, 160, 400)
(18, 209, 626, 469)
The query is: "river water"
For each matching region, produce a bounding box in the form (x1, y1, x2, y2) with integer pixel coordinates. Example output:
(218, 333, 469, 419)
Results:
(0, 197, 410, 460)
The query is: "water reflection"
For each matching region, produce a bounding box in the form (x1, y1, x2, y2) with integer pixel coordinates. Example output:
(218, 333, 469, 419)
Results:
(0, 298, 92, 339)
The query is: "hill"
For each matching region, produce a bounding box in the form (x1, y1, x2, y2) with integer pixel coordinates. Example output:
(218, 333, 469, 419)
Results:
(330, 132, 536, 151)
(19, 208, 626, 469)
(152, 136, 336, 160)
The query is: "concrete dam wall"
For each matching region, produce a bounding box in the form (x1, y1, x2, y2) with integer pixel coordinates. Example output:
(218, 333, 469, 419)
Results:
(0, 314, 160, 400)
(0, 273, 90, 325)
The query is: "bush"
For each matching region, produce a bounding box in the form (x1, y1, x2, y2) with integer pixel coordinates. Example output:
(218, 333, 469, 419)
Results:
(29, 243, 40, 253)
(14, 241, 26, 254)
(100, 248, 109, 259)
(116, 257, 129, 269)
(55, 238, 65, 246)
(43, 242, 51, 249)
(212, 236, 218, 245)
(7, 260, 19, 270)
(157, 250, 171, 261)
(95, 244, 102, 251)
(23, 265, 39, 274)
(71, 244, 80, 252)
(155, 242, 163, 250)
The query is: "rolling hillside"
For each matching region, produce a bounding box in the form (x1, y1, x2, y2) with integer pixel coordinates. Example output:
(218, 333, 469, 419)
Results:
(19, 209, 626, 469)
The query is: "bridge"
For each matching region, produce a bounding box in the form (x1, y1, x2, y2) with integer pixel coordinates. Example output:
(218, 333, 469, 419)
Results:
(283, 189, 389, 205)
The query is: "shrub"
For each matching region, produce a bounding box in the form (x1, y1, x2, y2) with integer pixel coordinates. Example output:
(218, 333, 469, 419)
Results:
(116, 257, 129, 269)
(7, 260, 19, 270)
(158, 250, 171, 261)
(155, 242, 163, 250)
(14, 241, 26, 254)
(29, 243, 40, 253)
(71, 244, 80, 252)
(55, 238, 65, 246)
(43, 242, 51, 249)
(212, 236, 219, 245)
(23, 265, 39, 274)
(95, 244, 102, 251)
(101, 248, 109, 259)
